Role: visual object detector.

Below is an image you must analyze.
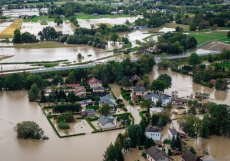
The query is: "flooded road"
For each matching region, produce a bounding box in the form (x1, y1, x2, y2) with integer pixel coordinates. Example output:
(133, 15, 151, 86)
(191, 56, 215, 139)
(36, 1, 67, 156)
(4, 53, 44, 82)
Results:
(0, 91, 123, 161)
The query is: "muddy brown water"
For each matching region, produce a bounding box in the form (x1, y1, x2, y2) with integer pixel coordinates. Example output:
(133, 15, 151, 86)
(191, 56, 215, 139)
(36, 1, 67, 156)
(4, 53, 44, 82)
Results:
(0, 91, 124, 161)
(0, 66, 230, 161)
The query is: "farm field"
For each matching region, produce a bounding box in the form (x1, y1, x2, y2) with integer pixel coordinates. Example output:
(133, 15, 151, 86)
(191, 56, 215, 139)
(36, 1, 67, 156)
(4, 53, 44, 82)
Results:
(190, 30, 229, 45)
(0, 19, 23, 39)
(149, 22, 190, 33)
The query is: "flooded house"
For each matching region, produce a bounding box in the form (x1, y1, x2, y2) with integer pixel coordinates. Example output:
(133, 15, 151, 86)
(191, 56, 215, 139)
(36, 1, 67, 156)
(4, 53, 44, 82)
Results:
(146, 146, 173, 161)
(131, 86, 146, 100)
(144, 93, 172, 106)
(181, 151, 198, 161)
(149, 107, 164, 116)
(168, 128, 178, 139)
(99, 94, 117, 113)
(145, 126, 162, 142)
(98, 116, 116, 130)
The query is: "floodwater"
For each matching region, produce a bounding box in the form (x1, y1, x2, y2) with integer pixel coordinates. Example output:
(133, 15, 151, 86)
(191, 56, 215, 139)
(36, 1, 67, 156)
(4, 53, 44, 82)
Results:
(78, 16, 141, 29)
(0, 21, 12, 33)
(149, 66, 230, 106)
(0, 91, 124, 161)
(21, 21, 74, 35)
(2, 8, 48, 18)
(0, 45, 112, 63)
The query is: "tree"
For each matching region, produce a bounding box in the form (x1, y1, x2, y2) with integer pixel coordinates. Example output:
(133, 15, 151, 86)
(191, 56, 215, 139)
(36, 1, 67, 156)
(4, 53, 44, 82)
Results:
(175, 26, 183, 32)
(52, 75, 64, 85)
(66, 71, 76, 84)
(103, 143, 124, 161)
(12, 29, 21, 43)
(38, 26, 61, 41)
(28, 84, 39, 101)
(16, 121, 44, 139)
(111, 33, 118, 44)
(188, 53, 201, 66)
(157, 74, 172, 89)
(151, 80, 166, 93)
(21, 32, 38, 43)
(215, 79, 228, 90)
(190, 23, 197, 31)
(127, 125, 143, 147)
(228, 31, 230, 38)
(55, 17, 63, 26)
(144, 137, 155, 149)
(140, 100, 152, 109)
(98, 104, 111, 116)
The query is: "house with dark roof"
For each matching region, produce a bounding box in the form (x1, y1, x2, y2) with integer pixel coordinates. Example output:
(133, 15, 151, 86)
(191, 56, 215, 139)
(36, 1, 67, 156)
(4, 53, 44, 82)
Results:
(181, 151, 198, 161)
(131, 86, 146, 100)
(81, 109, 96, 117)
(144, 93, 172, 106)
(130, 75, 142, 86)
(99, 94, 117, 113)
(168, 128, 178, 139)
(145, 127, 162, 141)
(98, 116, 116, 130)
(146, 146, 173, 161)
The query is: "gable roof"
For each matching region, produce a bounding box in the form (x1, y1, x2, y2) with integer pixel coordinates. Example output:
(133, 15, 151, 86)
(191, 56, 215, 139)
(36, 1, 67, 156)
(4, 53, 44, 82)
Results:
(168, 128, 178, 136)
(145, 126, 162, 133)
(100, 94, 116, 106)
(88, 77, 101, 84)
(133, 86, 146, 92)
(149, 107, 164, 113)
(146, 146, 172, 161)
(98, 116, 115, 126)
(182, 151, 198, 161)
(131, 75, 142, 81)
(93, 86, 105, 91)
(144, 93, 172, 100)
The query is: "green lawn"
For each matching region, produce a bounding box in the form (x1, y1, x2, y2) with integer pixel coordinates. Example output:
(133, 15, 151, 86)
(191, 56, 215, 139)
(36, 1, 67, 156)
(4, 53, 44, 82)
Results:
(23, 16, 55, 23)
(190, 31, 229, 45)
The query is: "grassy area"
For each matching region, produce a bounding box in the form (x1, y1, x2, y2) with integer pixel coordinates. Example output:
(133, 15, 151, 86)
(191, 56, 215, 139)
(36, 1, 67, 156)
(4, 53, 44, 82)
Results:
(75, 13, 132, 19)
(32, 62, 59, 68)
(190, 31, 228, 45)
(1, 42, 75, 49)
(23, 16, 55, 23)
(149, 22, 190, 33)
(0, 19, 23, 39)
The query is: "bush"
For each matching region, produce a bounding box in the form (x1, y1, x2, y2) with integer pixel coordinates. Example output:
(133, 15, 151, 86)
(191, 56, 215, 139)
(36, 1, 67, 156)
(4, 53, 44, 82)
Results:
(52, 104, 82, 113)
(58, 122, 70, 129)
(57, 114, 75, 123)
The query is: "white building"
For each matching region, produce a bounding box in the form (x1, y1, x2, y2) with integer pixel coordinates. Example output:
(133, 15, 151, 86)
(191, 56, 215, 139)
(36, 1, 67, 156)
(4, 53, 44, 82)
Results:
(149, 107, 164, 116)
(168, 128, 178, 139)
(145, 127, 162, 141)
(144, 93, 172, 106)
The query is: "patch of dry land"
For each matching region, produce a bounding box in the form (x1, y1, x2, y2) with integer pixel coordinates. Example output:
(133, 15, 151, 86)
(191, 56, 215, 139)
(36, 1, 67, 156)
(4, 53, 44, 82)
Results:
(0, 19, 23, 39)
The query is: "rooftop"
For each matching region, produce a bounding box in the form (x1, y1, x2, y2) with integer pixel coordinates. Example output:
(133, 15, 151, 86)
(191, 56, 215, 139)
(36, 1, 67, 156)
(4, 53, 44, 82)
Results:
(181, 151, 197, 161)
(168, 128, 178, 136)
(98, 116, 115, 126)
(146, 146, 172, 161)
(133, 86, 146, 92)
(145, 126, 162, 133)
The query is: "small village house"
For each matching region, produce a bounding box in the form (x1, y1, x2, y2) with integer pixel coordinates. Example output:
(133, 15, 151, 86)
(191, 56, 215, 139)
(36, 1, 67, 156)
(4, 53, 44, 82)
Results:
(88, 77, 102, 88)
(99, 94, 117, 113)
(181, 151, 198, 161)
(146, 146, 173, 161)
(131, 86, 146, 100)
(168, 128, 178, 139)
(98, 116, 116, 130)
(145, 127, 162, 142)
(149, 107, 164, 116)
(144, 93, 172, 106)
(81, 109, 96, 117)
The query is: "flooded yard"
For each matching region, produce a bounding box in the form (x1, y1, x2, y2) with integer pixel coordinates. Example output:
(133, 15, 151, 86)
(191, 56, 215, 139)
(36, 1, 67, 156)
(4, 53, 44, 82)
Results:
(0, 91, 124, 161)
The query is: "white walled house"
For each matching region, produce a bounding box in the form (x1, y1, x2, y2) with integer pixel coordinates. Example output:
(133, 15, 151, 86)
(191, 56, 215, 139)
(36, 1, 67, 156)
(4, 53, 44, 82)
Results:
(145, 127, 162, 141)
(144, 93, 172, 106)
(149, 107, 164, 116)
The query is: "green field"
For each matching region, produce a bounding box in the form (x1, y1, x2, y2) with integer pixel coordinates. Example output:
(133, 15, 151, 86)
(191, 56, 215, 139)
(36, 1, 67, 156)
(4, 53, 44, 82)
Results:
(23, 16, 55, 23)
(190, 31, 229, 45)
